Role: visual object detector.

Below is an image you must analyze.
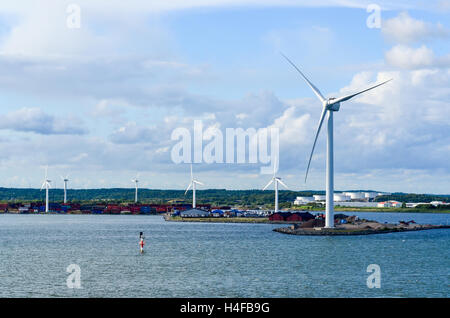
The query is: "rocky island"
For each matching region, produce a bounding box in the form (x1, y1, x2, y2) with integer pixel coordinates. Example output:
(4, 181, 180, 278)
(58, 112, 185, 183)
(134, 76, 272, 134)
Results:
(273, 214, 450, 236)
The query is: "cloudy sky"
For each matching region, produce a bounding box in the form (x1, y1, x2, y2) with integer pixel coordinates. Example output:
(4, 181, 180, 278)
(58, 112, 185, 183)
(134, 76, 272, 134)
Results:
(0, 0, 448, 193)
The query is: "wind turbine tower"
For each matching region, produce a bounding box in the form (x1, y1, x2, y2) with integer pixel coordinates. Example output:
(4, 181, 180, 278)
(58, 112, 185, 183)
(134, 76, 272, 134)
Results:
(132, 175, 139, 203)
(40, 166, 51, 213)
(282, 53, 391, 228)
(185, 164, 204, 209)
(61, 175, 69, 204)
(262, 158, 288, 212)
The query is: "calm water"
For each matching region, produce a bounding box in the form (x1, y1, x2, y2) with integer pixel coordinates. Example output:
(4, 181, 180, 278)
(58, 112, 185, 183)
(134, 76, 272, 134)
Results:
(0, 212, 448, 298)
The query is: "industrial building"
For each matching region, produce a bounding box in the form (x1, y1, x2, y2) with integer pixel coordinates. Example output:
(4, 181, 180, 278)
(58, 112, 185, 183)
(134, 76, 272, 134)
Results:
(293, 196, 315, 205)
(179, 208, 211, 218)
(294, 191, 391, 206)
(377, 201, 402, 208)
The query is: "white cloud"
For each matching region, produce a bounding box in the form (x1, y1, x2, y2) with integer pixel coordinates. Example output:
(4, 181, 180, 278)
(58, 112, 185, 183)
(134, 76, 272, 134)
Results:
(260, 60, 449, 192)
(270, 106, 311, 147)
(0, 107, 87, 135)
(109, 122, 159, 144)
(382, 12, 450, 44)
(0, 54, 214, 111)
(0, 63, 448, 191)
(335, 68, 449, 173)
(70, 153, 89, 163)
(385, 45, 450, 69)
(438, 0, 450, 11)
(91, 99, 127, 123)
(0, 1, 377, 17)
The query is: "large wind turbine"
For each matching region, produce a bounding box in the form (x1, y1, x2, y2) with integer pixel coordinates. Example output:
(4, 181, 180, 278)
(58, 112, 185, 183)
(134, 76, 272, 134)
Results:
(40, 166, 51, 213)
(60, 174, 69, 204)
(185, 164, 204, 209)
(262, 159, 288, 212)
(131, 174, 139, 203)
(281, 53, 391, 228)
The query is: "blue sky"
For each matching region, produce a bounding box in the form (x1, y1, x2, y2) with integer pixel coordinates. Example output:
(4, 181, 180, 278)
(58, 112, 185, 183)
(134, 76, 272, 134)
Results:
(0, 1, 449, 193)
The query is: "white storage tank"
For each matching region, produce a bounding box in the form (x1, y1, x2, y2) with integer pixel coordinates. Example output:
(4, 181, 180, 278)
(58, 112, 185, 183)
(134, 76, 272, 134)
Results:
(364, 192, 377, 199)
(313, 195, 326, 201)
(344, 192, 365, 200)
(334, 194, 351, 202)
(293, 196, 315, 205)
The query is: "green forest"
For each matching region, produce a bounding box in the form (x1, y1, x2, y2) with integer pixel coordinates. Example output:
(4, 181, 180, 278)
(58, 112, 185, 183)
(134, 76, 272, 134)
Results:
(0, 188, 448, 208)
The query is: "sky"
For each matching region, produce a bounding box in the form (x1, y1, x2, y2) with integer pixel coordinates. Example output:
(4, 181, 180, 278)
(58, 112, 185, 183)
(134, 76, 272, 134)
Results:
(0, 0, 449, 193)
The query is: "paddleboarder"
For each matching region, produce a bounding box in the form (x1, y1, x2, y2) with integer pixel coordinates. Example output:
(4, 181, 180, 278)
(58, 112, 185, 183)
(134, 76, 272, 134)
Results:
(139, 237, 145, 253)
(139, 232, 145, 253)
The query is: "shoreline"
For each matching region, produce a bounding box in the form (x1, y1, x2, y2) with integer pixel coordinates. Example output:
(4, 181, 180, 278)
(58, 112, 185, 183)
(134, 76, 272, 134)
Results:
(164, 215, 287, 224)
(311, 209, 450, 214)
(1, 210, 449, 217)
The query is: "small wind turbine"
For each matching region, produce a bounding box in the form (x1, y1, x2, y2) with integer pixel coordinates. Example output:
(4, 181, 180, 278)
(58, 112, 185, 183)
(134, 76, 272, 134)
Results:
(60, 174, 69, 204)
(40, 166, 51, 212)
(262, 157, 288, 212)
(131, 174, 139, 203)
(185, 164, 203, 209)
(281, 53, 392, 228)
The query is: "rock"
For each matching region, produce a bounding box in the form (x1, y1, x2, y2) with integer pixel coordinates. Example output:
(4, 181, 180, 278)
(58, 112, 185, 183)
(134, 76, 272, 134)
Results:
(300, 218, 325, 228)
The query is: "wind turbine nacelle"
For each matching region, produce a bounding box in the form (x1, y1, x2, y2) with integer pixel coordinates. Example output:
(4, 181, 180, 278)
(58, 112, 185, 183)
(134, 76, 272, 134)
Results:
(327, 101, 340, 111)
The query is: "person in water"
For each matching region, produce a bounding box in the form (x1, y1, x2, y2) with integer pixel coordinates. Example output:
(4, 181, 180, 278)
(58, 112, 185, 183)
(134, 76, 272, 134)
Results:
(139, 232, 145, 253)
(139, 237, 145, 253)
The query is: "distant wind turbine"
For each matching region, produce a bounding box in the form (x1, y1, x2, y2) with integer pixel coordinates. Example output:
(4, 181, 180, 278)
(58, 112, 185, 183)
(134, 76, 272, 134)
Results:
(185, 164, 203, 209)
(60, 174, 69, 204)
(132, 174, 139, 203)
(40, 166, 51, 212)
(262, 157, 288, 212)
(281, 53, 392, 228)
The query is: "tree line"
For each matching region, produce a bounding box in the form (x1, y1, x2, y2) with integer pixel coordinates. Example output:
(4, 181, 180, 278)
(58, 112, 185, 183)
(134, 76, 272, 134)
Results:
(0, 188, 447, 207)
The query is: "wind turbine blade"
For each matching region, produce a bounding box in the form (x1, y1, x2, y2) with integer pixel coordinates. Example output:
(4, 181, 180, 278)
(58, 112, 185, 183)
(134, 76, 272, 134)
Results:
(194, 180, 204, 186)
(305, 106, 328, 183)
(277, 178, 289, 189)
(262, 179, 274, 191)
(47, 182, 51, 189)
(40, 181, 46, 190)
(280, 52, 325, 103)
(190, 164, 193, 180)
(331, 79, 392, 104)
(184, 182, 192, 195)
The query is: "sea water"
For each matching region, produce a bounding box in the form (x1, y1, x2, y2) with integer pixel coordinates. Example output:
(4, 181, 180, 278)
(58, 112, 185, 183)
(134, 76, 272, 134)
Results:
(0, 213, 448, 297)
